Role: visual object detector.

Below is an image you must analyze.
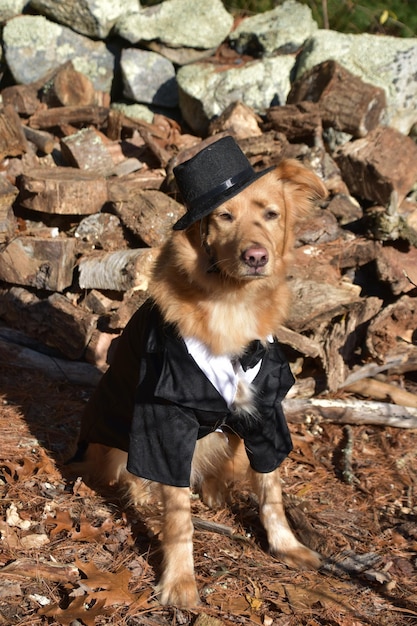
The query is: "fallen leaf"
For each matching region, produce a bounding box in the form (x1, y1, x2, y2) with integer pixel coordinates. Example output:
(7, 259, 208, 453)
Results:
(75, 559, 138, 607)
(45, 509, 74, 537)
(284, 582, 355, 613)
(71, 514, 113, 542)
(40, 595, 109, 626)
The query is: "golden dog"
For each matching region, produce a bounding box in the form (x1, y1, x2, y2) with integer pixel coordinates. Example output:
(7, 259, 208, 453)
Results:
(71, 140, 327, 608)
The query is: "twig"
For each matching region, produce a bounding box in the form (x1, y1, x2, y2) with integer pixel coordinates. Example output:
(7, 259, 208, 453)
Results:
(192, 516, 251, 543)
(341, 425, 358, 485)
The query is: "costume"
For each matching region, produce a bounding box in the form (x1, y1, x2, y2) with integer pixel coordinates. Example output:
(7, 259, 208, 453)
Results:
(76, 299, 294, 487)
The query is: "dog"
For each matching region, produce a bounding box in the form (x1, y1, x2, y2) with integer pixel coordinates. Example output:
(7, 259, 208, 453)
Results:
(70, 136, 328, 607)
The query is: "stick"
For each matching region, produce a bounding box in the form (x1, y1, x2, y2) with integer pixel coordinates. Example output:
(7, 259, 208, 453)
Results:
(284, 397, 417, 429)
(344, 378, 417, 408)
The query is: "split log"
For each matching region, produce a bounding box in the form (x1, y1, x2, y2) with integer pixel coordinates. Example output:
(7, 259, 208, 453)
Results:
(0, 287, 98, 360)
(287, 60, 386, 137)
(1, 84, 41, 116)
(74, 213, 127, 252)
(342, 354, 415, 387)
(287, 278, 382, 390)
(0, 176, 19, 210)
(287, 277, 363, 332)
(19, 167, 108, 214)
(60, 127, 114, 175)
(0, 104, 28, 159)
(107, 170, 166, 198)
(275, 325, 322, 359)
(209, 101, 262, 139)
(326, 193, 363, 225)
(111, 189, 184, 247)
(44, 61, 96, 107)
(23, 126, 56, 154)
(0, 206, 16, 245)
(366, 295, 417, 360)
(266, 101, 322, 143)
(28, 105, 109, 130)
(0, 337, 101, 386)
(345, 378, 417, 409)
(78, 248, 159, 291)
(0, 235, 76, 291)
(107, 111, 174, 167)
(294, 205, 342, 246)
(112, 157, 143, 177)
(284, 397, 417, 429)
(335, 126, 417, 206)
(239, 131, 288, 168)
(322, 297, 383, 391)
(374, 243, 417, 295)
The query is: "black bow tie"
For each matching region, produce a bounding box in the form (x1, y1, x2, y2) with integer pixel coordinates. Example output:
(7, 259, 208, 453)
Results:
(239, 340, 266, 371)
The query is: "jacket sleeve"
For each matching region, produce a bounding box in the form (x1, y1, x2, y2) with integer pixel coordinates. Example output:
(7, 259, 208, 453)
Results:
(77, 299, 155, 453)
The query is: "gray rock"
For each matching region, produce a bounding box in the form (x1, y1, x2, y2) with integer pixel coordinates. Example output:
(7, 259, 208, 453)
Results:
(0, 0, 27, 22)
(111, 102, 154, 124)
(296, 30, 417, 134)
(121, 48, 178, 108)
(177, 55, 295, 135)
(229, 0, 317, 57)
(116, 0, 233, 51)
(29, 0, 138, 39)
(3, 15, 114, 92)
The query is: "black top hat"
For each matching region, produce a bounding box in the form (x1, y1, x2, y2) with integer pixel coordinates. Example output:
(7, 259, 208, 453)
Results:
(173, 136, 274, 230)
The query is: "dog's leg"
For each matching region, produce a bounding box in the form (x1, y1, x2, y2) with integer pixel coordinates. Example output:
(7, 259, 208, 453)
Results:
(156, 485, 200, 607)
(251, 468, 321, 569)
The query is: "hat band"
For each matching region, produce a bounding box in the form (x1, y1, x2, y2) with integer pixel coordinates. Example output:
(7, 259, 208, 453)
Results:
(187, 166, 254, 212)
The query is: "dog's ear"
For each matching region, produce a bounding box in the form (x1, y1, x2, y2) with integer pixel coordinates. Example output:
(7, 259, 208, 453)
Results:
(274, 159, 328, 217)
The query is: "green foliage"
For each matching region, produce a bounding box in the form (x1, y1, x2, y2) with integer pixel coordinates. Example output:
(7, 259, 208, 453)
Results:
(222, 0, 417, 37)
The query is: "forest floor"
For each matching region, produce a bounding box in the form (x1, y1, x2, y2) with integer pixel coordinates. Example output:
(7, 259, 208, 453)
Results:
(1, 363, 417, 626)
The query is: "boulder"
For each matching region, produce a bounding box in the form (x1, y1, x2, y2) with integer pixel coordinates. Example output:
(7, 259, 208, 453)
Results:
(120, 49, 178, 108)
(3, 15, 114, 92)
(177, 55, 295, 135)
(115, 0, 233, 52)
(229, 0, 317, 56)
(29, 0, 138, 39)
(296, 30, 417, 134)
(0, 0, 26, 21)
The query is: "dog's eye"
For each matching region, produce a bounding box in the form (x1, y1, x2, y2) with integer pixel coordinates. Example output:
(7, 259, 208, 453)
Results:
(264, 209, 280, 220)
(217, 212, 234, 222)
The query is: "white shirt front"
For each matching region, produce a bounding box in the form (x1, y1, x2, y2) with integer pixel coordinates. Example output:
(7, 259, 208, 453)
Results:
(184, 336, 266, 409)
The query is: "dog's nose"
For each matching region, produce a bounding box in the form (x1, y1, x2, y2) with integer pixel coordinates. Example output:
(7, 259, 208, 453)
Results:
(242, 246, 269, 268)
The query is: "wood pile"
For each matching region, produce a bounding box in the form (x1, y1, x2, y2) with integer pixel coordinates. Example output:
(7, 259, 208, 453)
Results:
(1, 58, 417, 417)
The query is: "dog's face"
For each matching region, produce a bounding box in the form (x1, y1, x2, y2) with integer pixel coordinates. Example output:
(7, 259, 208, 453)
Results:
(197, 159, 327, 282)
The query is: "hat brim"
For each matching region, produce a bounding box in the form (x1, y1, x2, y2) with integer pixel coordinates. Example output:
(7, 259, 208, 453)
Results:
(173, 165, 275, 230)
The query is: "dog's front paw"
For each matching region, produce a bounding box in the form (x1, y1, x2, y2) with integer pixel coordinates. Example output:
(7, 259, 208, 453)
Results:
(275, 545, 322, 570)
(157, 576, 200, 608)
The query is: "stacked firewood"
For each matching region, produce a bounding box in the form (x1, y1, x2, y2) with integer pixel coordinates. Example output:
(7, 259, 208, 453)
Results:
(1, 59, 417, 423)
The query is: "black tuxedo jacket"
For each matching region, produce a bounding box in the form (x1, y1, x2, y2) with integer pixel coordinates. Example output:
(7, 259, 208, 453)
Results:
(77, 299, 294, 487)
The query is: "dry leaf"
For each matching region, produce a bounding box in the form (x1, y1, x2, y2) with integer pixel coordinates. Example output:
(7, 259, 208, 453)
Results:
(45, 509, 74, 537)
(75, 559, 137, 607)
(71, 514, 113, 542)
(40, 595, 109, 626)
(284, 582, 355, 613)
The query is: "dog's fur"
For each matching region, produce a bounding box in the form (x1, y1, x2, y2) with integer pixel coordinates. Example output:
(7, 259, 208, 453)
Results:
(75, 159, 328, 607)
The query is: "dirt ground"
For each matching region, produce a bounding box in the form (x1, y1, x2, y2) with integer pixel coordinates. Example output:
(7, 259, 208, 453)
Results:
(1, 363, 417, 626)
